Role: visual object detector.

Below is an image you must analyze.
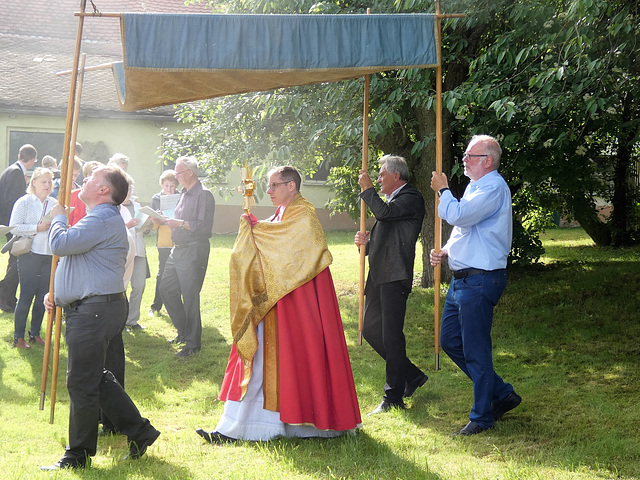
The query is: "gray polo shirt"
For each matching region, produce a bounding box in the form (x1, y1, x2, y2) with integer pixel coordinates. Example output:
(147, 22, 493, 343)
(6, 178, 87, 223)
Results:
(49, 203, 128, 307)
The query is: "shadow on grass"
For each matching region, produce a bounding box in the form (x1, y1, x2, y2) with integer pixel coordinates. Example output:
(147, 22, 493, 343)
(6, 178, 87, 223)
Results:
(122, 320, 231, 403)
(465, 259, 640, 478)
(0, 323, 56, 407)
(54, 454, 192, 479)
(340, 258, 640, 479)
(251, 430, 444, 480)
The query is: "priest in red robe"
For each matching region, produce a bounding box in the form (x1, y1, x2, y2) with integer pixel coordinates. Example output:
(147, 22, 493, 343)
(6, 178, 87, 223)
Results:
(196, 166, 361, 442)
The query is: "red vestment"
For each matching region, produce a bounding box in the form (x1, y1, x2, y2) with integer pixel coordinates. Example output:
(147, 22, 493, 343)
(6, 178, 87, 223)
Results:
(219, 194, 361, 431)
(219, 268, 361, 430)
(68, 189, 87, 226)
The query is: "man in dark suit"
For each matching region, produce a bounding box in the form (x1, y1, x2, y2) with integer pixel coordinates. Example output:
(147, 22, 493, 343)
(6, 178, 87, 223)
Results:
(354, 154, 427, 414)
(0, 144, 37, 311)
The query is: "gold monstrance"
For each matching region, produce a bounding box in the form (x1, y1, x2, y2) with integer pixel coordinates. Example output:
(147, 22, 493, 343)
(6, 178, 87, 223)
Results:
(238, 162, 256, 214)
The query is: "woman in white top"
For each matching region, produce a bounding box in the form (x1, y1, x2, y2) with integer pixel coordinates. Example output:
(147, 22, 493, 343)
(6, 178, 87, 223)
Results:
(119, 179, 148, 330)
(9, 167, 55, 349)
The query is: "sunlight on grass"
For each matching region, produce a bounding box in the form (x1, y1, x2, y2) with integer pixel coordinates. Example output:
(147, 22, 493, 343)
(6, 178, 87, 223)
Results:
(0, 228, 639, 479)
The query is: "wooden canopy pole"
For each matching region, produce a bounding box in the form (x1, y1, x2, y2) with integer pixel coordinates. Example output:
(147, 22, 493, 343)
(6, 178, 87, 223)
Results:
(50, 52, 86, 423)
(358, 73, 370, 346)
(358, 8, 372, 346)
(433, 0, 444, 371)
(40, 0, 88, 421)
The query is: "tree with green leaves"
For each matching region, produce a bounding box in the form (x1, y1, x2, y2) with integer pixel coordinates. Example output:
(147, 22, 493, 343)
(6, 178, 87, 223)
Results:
(166, 0, 639, 286)
(448, 0, 640, 246)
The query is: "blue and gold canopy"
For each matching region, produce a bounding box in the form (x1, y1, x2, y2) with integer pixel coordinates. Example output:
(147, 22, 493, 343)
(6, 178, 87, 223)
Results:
(112, 13, 438, 111)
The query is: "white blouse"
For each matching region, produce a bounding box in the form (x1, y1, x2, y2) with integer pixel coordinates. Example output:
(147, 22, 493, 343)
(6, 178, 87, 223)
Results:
(9, 194, 55, 255)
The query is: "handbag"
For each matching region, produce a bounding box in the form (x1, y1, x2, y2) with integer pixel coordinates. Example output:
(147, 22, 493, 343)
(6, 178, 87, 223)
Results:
(10, 236, 33, 256)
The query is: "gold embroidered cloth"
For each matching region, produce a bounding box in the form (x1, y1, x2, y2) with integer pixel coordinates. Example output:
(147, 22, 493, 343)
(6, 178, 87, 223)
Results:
(229, 193, 332, 365)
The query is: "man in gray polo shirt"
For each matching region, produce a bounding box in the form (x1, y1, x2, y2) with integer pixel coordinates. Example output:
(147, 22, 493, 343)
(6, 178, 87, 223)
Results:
(41, 165, 160, 470)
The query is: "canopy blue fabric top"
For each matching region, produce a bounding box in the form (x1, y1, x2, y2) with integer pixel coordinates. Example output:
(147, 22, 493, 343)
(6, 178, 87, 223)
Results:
(113, 13, 438, 111)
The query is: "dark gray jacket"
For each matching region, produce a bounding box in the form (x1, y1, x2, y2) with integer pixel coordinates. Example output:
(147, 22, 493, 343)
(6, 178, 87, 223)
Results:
(360, 184, 425, 285)
(0, 163, 27, 226)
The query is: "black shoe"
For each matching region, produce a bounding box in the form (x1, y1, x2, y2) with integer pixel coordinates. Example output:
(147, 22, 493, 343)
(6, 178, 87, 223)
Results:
(176, 347, 200, 357)
(168, 336, 186, 345)
(125, 428, 161, 460)
(368, 400, 406, 416)
(404, 372, 428, 398)
(493, 392, 522, 421)
(454, 421, 492, 436)
(196, 428, 236, 444)
(130, 324, 145, 330)
(29, 335, 46, 345)
(41, 456, 89, 470)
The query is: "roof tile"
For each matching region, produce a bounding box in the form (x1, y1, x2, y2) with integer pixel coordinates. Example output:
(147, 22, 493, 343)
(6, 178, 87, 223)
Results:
(1, 0, 211, 116)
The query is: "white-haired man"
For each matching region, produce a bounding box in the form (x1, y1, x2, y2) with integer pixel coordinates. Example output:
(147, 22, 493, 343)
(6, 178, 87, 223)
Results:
(430, 134, 521, 436)
(160, 156, 215, 357)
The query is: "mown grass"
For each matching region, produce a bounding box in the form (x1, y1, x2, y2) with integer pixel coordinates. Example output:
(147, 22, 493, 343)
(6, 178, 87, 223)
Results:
(0, 227, 639, 479)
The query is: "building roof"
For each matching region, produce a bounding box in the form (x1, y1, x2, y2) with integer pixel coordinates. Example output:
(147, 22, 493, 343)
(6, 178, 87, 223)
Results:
(0, 0, 211, 118)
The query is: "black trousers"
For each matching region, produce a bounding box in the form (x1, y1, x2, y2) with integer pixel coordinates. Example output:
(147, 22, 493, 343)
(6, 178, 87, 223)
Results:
(150, 247, 171, 311)
(362, 277, 423, 403)
(100, 329, 125, 432)
(160, 240, 210, 350)
(0, 234, 19, 306)
(64, 297, 152, 460)
(14, 252, 51, 340)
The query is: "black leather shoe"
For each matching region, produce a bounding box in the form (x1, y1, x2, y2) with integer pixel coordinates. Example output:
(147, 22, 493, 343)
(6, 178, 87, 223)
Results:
(41, 456, 89, 470)
(196, 428, 236, 444)
(404, 372, 428, 398)
(454, 421, 492, 436)
(176, 347, 200, 357)
(368, 400, 405, 416)
(125, 428, 161, 460)
(493, 392, 522, 421)
(168, 336, 186, 345)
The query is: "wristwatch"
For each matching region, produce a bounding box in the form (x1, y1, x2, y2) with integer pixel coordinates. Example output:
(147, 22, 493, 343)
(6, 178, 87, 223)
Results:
(438, 187, 450, 197)
(180, 220, 186, 230)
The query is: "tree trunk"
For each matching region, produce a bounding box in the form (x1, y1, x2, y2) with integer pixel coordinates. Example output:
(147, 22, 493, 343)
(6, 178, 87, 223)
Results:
(569, 193, 612, 246)
(610, 91, 636, 246)
(413, 106, 454, 288)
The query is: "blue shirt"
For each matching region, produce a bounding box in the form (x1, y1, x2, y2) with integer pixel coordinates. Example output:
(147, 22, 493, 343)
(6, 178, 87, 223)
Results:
(48, 203, 128, 307)
(439, 170, 512, 271)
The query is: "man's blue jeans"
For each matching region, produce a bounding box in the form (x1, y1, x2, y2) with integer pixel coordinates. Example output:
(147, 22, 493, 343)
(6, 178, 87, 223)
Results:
(440, 269, 513, 428)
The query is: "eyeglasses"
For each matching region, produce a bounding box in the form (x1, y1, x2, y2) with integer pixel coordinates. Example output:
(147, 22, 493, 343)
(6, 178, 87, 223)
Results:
(266, 181, 291, 190)
(175, 170, 187, 176)
(463, 153, 488, 159)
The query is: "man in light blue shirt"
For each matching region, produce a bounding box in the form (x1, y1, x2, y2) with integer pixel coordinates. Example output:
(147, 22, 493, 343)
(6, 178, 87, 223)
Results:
(430, 134, 521, 436)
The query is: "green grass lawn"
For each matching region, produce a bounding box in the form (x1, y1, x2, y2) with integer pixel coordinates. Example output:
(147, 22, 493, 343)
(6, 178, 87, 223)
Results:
(1, 227, 639, 479)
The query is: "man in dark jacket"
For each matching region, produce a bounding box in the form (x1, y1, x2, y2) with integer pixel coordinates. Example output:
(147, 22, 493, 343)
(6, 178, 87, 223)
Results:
(0, 144, 37, 311)
(354, 155, 427, 414)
